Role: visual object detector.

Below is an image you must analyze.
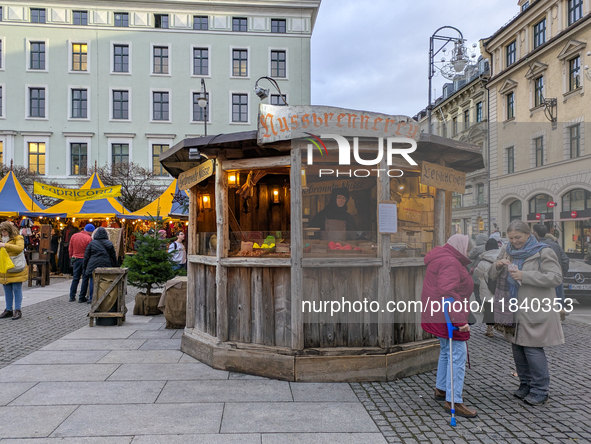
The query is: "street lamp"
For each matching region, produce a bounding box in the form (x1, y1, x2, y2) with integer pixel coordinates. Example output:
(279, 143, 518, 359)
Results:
(254, 76, 288, 105)
(427, 26, 472, 134)
(197, 78, 208, 136)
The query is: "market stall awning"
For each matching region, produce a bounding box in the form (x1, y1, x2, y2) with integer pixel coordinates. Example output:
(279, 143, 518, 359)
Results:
(0, 171, 66, 217)
(41, 173, 130, 219)
(128, 179, 188, 220)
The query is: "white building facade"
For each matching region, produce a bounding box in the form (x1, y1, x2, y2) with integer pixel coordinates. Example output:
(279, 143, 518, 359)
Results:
(0, 0, 320, 184)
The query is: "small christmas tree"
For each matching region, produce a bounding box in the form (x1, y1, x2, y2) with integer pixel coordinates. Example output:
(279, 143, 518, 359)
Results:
(123, 231, 176, 296)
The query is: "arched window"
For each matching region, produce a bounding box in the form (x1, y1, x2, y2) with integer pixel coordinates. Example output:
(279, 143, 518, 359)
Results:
(562, 189, 591, 212)
(528, 194, 552, 214)
(509, 200, 522, 222)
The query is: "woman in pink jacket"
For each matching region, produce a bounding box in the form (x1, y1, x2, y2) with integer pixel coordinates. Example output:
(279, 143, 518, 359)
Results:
(421, 234, 476, 418)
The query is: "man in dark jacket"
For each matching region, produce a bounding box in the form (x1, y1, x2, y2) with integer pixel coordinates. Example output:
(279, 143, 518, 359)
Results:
(533, 224, 568, 315)
(83, 227, 118, 303)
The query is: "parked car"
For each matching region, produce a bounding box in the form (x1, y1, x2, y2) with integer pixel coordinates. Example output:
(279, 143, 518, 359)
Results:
(563, 259, 591, 305)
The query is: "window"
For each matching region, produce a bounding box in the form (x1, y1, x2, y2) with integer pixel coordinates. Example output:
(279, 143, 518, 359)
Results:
(0, 7, 2, 21)
(271, 19, 286, 33)
(192, 92, 209, 121)
(233, 17, 247, 31)
(570, 124, 580, 158)
(442, 123, 447, 138)
(452, 116, 458, 135)
(521, 1, 529, 11)
(506, 41, 516, 67)
(232, 49, 248, 77)
(562, 189, 591, 211)
(70, 143, 87, 175)
(0, 86, 3, 117)
(476, 102, 483, 122)
(271, 94, 287, 106)
(29, 87, 45, 118)
(153, 46, 169, 74)
(232, 93, 248, 122)
(452, 192, 462, 209)
(0, 39, 3, 69)
(193, 16, 208, 30)
(73, 10, 88, 25)
(193, 48, 208, 75)
(534, 76, 544, 107)
(152, 92, 169, 121)
(112, 90, 129, 120)
(476, 184, 485, 205)
(569, 57, 580, 91)
(28, 142, 45, 174)
(464, 110, 470, 130)
(533, 19, 546, 49)
(535, 136, 544, 167)
(155, 14, 168, 29)
(271, 50, 286, 78)
(509, 200, 522, 222)
(114, 12, 129, 27)
(30, 8, 46, 23)
(72, 43, 88, 71)
(152, 144, 168, 175)
(113, 45, 129, 73)
(30, 42, 45, 70)
(506, 93, 514, 120)
(568, 0, 583, 25)
(112, 144, 129, 166)
(507, 146, 514, 173)
(529, 194, 551, 214)
(71, 89, 87, 118)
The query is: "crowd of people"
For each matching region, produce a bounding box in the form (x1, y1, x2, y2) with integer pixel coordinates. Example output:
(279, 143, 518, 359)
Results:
(421, 221, 568, 418)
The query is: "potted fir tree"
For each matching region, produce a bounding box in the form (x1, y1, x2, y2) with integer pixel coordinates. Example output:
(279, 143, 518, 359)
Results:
(124, 230, 177, 315)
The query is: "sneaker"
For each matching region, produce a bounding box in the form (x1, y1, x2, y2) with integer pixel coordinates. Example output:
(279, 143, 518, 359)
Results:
(87, 299, 92, 304)
(485, 325, 494, 337)
(514, 383, 530, 399)
(69, 298, 76, 302)
(0, 309, 13, 319)
(444, 401, 478, 418)
(11, 310, 22, 320)
(434, 388, 446, 401)
(78, 297, 88, 303)
(524, 393, 549, 406)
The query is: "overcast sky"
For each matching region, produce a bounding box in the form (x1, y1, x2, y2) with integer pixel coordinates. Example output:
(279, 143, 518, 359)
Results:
(310, 0, 519, 117)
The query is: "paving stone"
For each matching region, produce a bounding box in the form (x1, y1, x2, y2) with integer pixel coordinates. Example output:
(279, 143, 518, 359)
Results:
(261, 433, 388, 443)
(0, 405, 77, 438)
(137, 339, 182, 350)
(0, 382, 36, 405)
(107, 363, 229, 381)
(290, 382, 358, 402)
(12, 350, 110, 365)
(157, 380, 293, 403)
(97, 350, 183, 364)
(132, 435, 260, 444)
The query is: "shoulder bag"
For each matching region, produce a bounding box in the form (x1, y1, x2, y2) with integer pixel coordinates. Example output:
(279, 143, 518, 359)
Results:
(7, 250, 27, 273)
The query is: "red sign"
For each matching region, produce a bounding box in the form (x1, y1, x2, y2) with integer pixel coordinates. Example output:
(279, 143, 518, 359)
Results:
(547, 201, 556, 208)
(571, 211, 578, 218)
(535, 213, 541, 220)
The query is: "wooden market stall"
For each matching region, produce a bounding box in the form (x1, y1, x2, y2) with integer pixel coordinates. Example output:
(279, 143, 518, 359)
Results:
(160, 105, 484, 382)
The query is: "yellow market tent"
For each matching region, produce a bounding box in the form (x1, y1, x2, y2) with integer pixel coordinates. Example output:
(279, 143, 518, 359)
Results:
(41, 173, 130, 219)
(128, 179, 188, 220)
(0, 171, 66, 217)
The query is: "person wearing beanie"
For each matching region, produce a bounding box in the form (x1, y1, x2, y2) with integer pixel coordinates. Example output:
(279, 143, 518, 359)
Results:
(68, 224, 94, 302)
(308, 187, 357, 241)
(489, 231, 503, 248)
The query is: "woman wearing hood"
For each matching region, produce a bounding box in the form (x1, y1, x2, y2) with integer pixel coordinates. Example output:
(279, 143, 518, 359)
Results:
(83, 227, 118, 303)
(473, 239, 501, 337)
(309, 187, 357, 241)
(421, 234, 477, 418)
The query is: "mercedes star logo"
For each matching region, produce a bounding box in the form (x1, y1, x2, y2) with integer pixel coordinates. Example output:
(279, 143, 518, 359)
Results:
(574, 273, 585, 284)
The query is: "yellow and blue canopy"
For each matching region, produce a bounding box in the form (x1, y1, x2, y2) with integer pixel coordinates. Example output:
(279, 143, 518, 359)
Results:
(128, 179, 188, 220)
(0, 171, 65, 217)
(42, 173, 130, 219)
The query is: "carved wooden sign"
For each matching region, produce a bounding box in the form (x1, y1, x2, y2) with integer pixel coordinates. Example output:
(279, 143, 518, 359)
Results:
(420, 161, 466, 194)
(178, 159, 215, 191)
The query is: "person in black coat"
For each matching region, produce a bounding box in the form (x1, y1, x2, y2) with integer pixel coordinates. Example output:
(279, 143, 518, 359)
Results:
(83, 227, 117, 303)
(50, 228, 60, 273)
(309, 187, 357, 241)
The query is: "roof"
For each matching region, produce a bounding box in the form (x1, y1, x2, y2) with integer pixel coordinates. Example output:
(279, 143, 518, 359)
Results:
(128, 179, 188, 220)
(0, 171, 54, 217)
(160, 131, 484, 176)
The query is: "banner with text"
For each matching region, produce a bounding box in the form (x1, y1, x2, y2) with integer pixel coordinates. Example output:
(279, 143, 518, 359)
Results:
(34, 182, 122, 201)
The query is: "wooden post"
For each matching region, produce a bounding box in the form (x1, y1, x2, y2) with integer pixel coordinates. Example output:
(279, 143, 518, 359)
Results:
(188, 187, 199, 255)
(215, 155, 229, 342)
(445, 191, 452, 242)
(377, 160, 393, 349)
(186, 187, 199, 330)
(290, 145, 304, 350)
(433, 158, 447, 246)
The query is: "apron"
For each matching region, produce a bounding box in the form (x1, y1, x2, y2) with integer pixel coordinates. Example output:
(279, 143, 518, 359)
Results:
(320, 219, 347, 241)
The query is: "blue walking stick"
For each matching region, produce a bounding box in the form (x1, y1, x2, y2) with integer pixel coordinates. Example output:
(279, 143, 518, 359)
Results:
(443, 297, 459, 427)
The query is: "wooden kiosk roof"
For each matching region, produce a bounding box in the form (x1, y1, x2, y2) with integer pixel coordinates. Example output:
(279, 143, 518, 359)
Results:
(160, 131, 484, 178)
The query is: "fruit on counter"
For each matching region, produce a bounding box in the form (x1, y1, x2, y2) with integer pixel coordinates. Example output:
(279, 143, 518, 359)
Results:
(342, 244, 351, 250)
(253, 243, 261, 248)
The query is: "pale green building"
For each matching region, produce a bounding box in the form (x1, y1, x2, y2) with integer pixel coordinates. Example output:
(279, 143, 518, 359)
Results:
(0, 0, 320, 184)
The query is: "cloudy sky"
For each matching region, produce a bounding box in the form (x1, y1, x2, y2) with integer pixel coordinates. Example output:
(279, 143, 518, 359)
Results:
(310, 0, 519, 116)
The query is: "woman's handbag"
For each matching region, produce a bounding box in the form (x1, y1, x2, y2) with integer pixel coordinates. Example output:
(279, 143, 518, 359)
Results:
(7, 251, 26, 273)
(0, 248, 14, 274)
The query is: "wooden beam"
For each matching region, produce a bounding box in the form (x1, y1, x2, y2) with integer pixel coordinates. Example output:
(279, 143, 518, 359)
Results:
(445, 191, 452, 242)
(302, 258, 383, 268)
(434, 189, 446, 247)
(222, 156, 291, 171)
(215, 154, 229, 342)
(188, 255, 217, 266)
(377, 156, 393, 349)
(220, 258, 291, 267)
(290, 147, 304, 351)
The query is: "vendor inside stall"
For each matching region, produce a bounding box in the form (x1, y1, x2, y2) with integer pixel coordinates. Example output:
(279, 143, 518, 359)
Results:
(308, 187, 357, 241)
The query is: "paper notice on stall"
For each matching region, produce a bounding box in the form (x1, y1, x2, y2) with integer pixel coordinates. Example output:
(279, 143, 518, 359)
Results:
(379, 202, 397, 234)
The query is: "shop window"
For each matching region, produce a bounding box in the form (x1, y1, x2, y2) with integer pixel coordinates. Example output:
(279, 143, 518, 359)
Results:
(562, 189, 591, 212)
(509, 200, 522, 222)
(529, 193, 552, 214)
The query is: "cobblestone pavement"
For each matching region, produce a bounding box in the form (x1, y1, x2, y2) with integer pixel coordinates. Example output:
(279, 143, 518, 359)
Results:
(353, 320, 591, 444)
(0, 284, 139, 369)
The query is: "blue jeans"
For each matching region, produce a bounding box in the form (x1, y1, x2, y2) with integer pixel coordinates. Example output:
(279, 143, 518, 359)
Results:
(69, 258, 89, 300)
(3, 283, 23, 311)
(512, 344, 549, 396)
(436, 337, 467, 403)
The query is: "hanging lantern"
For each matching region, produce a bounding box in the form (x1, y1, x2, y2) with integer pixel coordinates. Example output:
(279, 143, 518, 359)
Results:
(202, 194, 211, 209)
(272, 187, 281, 204)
